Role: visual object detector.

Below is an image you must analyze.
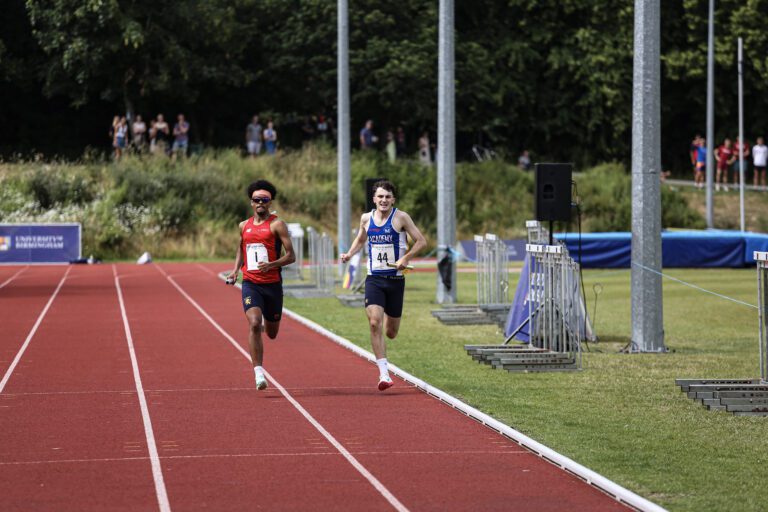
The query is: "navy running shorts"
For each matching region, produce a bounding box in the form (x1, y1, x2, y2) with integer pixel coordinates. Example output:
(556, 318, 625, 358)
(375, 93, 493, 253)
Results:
(241, 280, 283, 322)
(364, 275, 405, 318)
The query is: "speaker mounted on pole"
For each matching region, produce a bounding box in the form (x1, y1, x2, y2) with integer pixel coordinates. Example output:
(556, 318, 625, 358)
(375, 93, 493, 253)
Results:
(534, 163, 573, 245)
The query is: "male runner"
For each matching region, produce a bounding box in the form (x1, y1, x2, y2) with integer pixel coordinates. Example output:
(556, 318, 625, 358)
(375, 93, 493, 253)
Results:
(340, 180, 426, 391)
(226, 180, 295, 390)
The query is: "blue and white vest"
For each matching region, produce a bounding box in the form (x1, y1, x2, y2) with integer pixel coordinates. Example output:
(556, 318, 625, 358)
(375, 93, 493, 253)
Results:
(366, 208, 408, 276)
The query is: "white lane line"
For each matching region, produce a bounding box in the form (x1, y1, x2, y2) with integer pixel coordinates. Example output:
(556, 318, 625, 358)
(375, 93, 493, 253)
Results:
(2, 384, 412, 397)
(154, 264, 409, 512)
(113, 265, 171, 512)
(0, 266, 29, 289)
(0, 449, 528, 467)
(0, 266, 70, 394)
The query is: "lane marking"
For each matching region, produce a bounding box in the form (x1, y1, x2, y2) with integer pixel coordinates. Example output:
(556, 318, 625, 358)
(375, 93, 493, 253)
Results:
(0, 385, 391, 397)
(113, 265, 171, 512)
(154, 264, 410, 512)
(0, 267, 70, 394)
(0, 449, 527, 466)
(0, 266, 29, 289)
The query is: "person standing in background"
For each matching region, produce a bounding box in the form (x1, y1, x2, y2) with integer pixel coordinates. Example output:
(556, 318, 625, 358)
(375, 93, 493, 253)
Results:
(753, 136, 768, 188)
(155, 114, 170, 155)
(733, 137, 750, 185)
(172, 113, 190, 160)
(132, 115, 147, 153)
(715, 138, 735, 192)
(264, 121, 278, 155)
(245, 115, 263, 157)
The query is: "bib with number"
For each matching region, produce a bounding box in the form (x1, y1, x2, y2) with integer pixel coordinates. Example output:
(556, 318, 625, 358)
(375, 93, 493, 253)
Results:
(371, 244, 395, 271)
(246, 243, 269, 271)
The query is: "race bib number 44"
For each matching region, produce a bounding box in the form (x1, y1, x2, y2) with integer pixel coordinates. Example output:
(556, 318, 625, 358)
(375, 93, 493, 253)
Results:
(246, 243, 269, 271)
(371, 244, 395, 271)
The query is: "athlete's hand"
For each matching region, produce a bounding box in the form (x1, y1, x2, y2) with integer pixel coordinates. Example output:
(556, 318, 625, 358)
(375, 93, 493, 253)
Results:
(257, 261, 272, 272)
(225, 271, 237, 285)
(340, 253, 350, 263)
(394, 258, 411, 272)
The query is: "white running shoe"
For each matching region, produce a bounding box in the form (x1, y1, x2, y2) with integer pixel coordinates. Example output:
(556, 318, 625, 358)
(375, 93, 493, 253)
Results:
(256, 375, 268, 390)
(377, 375, 393, 391)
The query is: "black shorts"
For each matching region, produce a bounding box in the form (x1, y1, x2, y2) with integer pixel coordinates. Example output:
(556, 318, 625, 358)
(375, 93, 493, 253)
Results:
(365, 275, 405, 318)
(241, 280, 283, 322)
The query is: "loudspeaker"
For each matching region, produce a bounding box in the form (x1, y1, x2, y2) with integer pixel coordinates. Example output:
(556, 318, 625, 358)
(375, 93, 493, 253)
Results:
(365, 177, 387, 212)
(535, 163, 572, 222)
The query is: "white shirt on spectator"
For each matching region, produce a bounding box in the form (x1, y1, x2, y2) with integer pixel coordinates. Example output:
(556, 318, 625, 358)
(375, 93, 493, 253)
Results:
(754, 144, 768, 167)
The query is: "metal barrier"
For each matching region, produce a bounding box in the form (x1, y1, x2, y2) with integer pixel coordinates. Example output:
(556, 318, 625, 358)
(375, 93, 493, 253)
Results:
(307, 227, 335, 294)
(755, 252, 768, 383)
(474, 233, 509, 305)
(283, 223, 304, 281)
(524, 243, 583, 368)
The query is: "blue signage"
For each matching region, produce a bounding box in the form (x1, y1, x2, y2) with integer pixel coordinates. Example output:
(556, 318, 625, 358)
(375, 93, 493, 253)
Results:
(0, 224, 81, 264)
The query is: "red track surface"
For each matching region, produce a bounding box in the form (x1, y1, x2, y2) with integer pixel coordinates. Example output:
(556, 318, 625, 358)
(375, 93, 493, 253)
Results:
(1, 263, 631, 511)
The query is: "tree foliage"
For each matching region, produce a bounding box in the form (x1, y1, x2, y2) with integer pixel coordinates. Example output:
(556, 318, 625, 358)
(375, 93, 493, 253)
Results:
(2, 0, 768, 170)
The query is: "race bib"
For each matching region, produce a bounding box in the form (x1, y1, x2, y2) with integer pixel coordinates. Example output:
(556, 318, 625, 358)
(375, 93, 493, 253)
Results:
(246, 243, 269, 271)
(371, 244, 395, 271)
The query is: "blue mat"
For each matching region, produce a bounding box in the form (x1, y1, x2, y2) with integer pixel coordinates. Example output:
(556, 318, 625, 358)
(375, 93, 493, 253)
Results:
(557, 230, 768, 268)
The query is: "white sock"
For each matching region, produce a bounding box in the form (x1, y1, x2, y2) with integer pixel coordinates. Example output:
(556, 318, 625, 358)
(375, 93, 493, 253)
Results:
(254, 366, 264, 379)
(376, 358, 389, 379)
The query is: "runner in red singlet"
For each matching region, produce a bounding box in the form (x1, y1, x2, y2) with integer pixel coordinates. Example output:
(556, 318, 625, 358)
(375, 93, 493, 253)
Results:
(226, 180, 295, 390)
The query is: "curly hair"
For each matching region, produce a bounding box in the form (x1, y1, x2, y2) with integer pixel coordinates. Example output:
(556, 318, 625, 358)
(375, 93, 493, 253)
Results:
(247, 179, 277, 199)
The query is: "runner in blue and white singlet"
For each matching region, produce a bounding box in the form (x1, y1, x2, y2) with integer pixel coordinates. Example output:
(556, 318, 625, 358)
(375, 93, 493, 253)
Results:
(367, 208, 409, 277)
(340, 180, 427, 392)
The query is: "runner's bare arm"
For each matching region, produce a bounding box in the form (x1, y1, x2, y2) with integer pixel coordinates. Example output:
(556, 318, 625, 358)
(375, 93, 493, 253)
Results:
(340, 213, 370, 263)
(226, 220, 247, 282)
(394, 211, 426, 270)
(257, 220, 296, 271)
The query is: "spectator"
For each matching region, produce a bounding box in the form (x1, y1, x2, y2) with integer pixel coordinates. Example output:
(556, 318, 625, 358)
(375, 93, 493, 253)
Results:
(264, 121, 278, 154)
(301, 116, 316, 143)
(694, 138, 707, 189)
(131, 115, 147, 153)
(245, 115, 263, 157)
(418, 131, 431, 165)
(733, 137, 750, 185)
(715, 138, 735, 192)
(518, 150, 532, 171)
(360, 120, 377, 150)
(109, 115, 119, 147)
(155, 114, 170, 155)
(385, 130, 396, 163)
(113, 116, 128, 160)
(172, 113, 190, 159)
(753, 136, 768, 187)
(149, 119, 158, 154)
(395, 126, 406, 158)
(690, 134, 701, 179)
(316, 114, 329, 141)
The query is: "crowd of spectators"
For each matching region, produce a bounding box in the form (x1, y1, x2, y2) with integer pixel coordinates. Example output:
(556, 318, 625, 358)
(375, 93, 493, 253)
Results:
(110, 113, 189, 161)
(691, 134, 768, 190)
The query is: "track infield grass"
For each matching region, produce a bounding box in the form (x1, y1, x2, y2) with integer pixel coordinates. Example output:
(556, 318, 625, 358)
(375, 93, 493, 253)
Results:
(283, 266, 767, 512)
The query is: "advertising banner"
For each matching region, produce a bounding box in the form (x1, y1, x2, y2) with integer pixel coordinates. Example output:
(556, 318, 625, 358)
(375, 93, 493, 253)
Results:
(0, 224, 81, 264)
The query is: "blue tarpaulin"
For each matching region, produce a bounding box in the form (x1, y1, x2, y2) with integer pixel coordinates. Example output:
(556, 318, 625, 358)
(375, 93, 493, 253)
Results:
(557, 230, 768, 268)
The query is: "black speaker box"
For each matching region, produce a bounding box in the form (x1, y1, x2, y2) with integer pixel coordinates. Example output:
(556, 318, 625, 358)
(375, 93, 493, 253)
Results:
(535, 163, 572, 222)
(365, 177, 387, 212)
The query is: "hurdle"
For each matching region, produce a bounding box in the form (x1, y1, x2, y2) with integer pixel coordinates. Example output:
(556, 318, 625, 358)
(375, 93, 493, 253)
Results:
(466, 221, 585, 372)
(674, 251, 768, 415)
(284, 227, 335, 298)
(432, 232, 509, 327)
(282, 222, 305, 281)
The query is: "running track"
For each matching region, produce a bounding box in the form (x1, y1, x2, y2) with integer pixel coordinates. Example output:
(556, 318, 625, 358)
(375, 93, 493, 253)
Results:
(1, 263, 643, 511)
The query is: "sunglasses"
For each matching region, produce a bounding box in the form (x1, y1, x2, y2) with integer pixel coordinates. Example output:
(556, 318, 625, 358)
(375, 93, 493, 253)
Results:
(251, 197, 272, 204)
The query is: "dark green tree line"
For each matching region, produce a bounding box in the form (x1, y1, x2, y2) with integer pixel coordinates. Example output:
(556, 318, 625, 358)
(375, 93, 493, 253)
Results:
(2, 0, 768, 170)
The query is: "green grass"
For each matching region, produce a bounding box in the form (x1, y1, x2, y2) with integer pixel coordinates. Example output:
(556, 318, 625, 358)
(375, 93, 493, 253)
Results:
(284, 267, 768, 512)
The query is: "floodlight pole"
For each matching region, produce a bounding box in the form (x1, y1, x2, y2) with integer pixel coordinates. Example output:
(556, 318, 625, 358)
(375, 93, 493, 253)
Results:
(738, 37, 745, 232)
(436, 0, 457, 304)
(630, 0, 665, 352)
(705, 0, 715, 228)
(337, 0, 351, 262)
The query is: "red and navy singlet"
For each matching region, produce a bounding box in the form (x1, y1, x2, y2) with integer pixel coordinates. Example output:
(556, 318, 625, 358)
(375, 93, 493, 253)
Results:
(240, 214, 282, 284)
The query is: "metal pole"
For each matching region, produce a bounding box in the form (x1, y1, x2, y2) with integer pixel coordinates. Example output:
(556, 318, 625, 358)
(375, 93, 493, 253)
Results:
(630, 0, 665, 352)
(738, 37, 745, 232)
(705, 0, 715, 228)
(337, 0, 351, 261)
(436, 0, 456, 304)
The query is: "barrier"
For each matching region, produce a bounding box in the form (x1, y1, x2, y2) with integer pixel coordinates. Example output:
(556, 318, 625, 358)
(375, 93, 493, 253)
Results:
(674, 251, 768, 415)
(0, 223, 81, 264)
(474, 233, 509, 306)
(283, 223, 304, 280)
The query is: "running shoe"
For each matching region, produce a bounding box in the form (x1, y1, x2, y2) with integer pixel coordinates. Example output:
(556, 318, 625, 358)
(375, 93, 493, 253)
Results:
(377, 376, 394, 391)
(256, 376, 268, 390)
